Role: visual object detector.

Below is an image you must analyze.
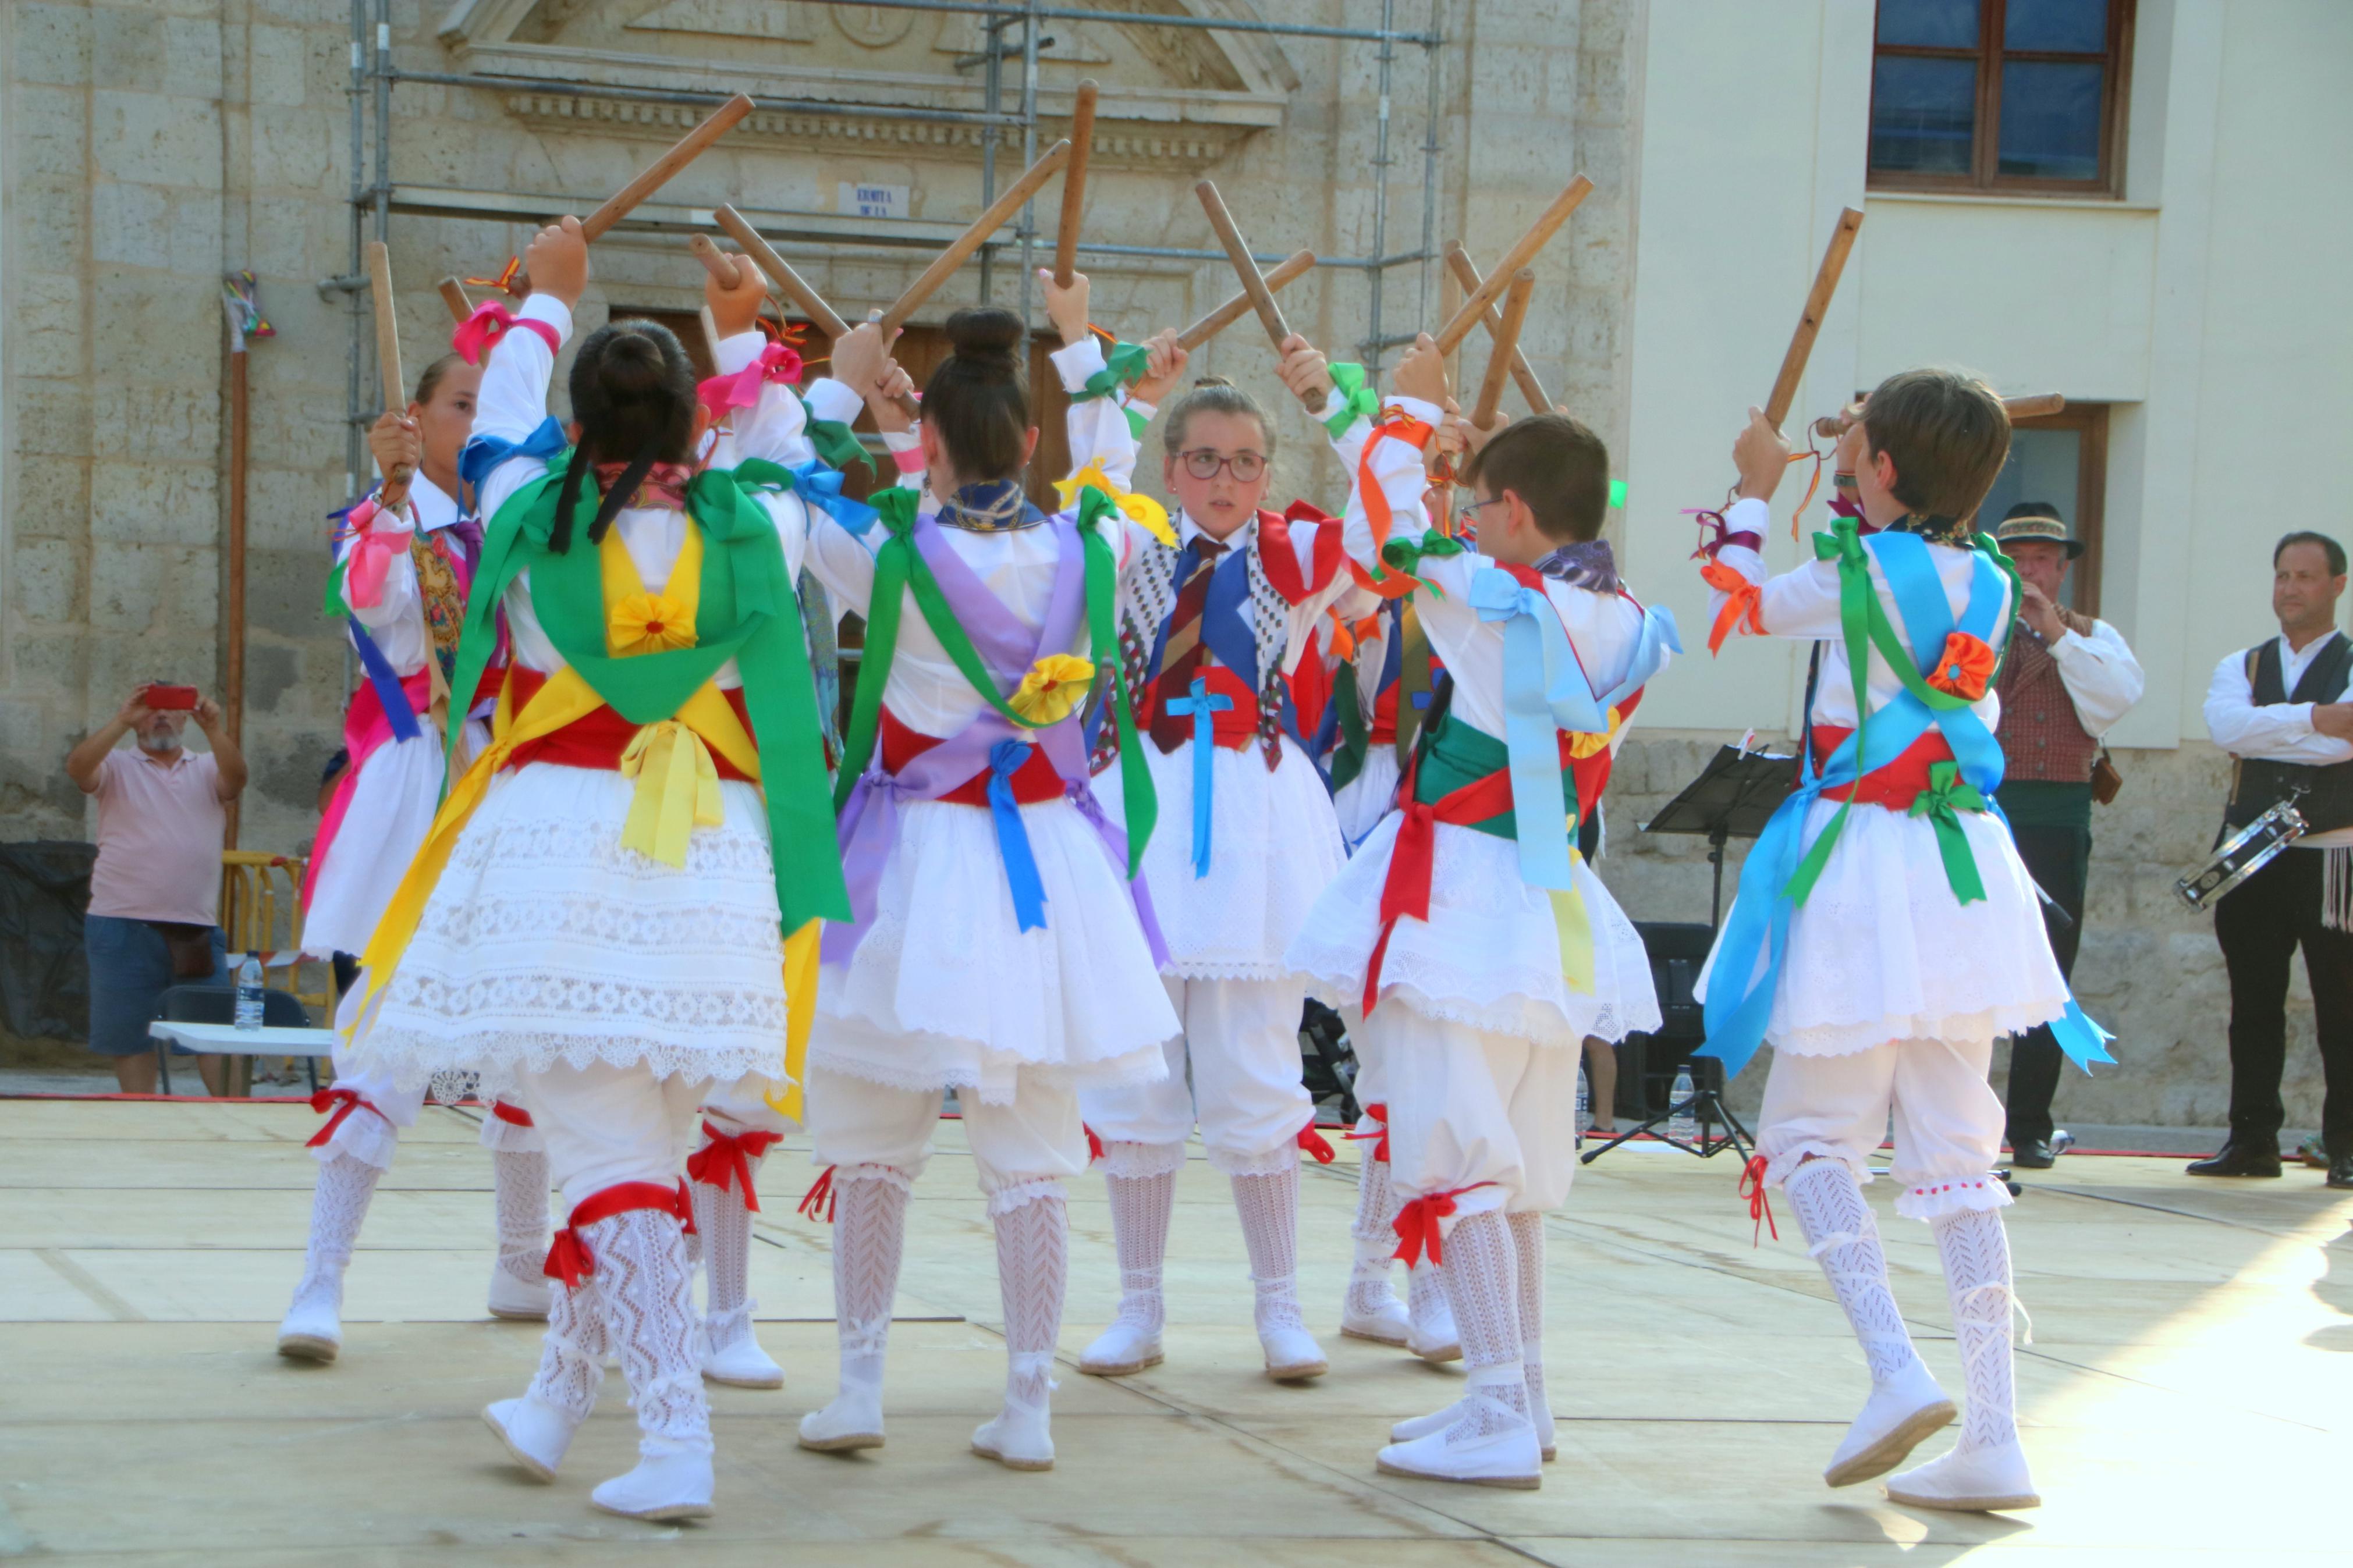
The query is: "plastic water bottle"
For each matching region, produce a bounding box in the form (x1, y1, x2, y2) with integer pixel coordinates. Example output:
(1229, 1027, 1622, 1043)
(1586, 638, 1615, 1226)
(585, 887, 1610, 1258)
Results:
(1575, 1061, 1590, 1148)
(1667, 1065, 1698, 1146)
(234, 954, 265, 1031)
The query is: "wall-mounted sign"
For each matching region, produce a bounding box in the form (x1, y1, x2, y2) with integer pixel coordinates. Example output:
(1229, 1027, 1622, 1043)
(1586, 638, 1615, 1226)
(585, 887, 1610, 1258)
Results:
(838, 182, 910, 221)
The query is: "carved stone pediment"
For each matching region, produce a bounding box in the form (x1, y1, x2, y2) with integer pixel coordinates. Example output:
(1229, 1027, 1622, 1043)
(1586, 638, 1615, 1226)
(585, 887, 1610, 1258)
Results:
(437, 0, 1296, 170)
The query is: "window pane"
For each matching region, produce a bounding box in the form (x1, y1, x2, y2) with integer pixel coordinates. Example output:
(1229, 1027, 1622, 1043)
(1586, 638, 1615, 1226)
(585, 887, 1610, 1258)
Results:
(1877, 0, 1979, 48)
(1999, 60, 2103, 180)
(2004, 0, 2107, 53)
(1871, 56, 1978, 174)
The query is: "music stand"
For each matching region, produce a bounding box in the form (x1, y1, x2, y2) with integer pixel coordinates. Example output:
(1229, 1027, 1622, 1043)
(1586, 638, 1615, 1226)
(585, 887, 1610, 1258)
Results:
(1581, 745, 1799, 1164)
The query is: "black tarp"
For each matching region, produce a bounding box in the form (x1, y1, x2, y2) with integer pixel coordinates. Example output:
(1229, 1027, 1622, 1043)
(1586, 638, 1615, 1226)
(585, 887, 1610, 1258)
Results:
(0, 841, 95, 1040)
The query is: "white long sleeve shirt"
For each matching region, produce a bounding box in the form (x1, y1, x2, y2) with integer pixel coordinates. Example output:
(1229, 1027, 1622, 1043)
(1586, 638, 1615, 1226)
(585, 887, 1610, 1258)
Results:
(339, 471, 467, 678)
(2205, 629, 2353, 849)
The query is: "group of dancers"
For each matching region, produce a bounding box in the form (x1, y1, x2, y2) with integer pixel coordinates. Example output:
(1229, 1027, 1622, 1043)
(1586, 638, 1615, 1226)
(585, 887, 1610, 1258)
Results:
(276, 207, 2103, 1521)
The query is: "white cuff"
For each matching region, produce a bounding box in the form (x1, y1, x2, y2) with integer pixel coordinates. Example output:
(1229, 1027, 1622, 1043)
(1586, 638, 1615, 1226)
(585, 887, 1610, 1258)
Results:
(1383, 393, 1445, 427)
(519, 293, 573, 342)
(1050, 335, 1107, 393)
(1316, 388, 1348, 424)
(880, 429, 922, 454)
(1123, 394, 1158, 420)
(1724, 495, 1772, 533)
(714, 330, 766, 375)
(804, 378, 865, 427)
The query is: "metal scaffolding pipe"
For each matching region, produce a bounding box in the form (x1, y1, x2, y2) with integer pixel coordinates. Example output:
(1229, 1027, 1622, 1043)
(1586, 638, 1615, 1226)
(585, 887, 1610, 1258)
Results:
(792, 0, 1439, 44)
(385, 68, 1028, 127)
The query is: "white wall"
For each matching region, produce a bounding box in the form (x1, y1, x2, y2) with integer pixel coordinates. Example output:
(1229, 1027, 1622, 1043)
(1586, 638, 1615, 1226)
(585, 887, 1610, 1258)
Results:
(1621, 0, 2353, 750)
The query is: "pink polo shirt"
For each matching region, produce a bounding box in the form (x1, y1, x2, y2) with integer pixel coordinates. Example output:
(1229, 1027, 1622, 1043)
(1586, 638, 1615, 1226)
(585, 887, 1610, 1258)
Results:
(86, 748, 228, 925)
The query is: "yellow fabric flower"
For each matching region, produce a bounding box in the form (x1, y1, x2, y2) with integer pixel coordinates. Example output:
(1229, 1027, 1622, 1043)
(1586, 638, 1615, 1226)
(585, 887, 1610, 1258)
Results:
(1053, 460, 1176, 547)
(611, 592, 696, 656)
(1007, 653, 1098, 726)
(1566, 704, 1623, 760)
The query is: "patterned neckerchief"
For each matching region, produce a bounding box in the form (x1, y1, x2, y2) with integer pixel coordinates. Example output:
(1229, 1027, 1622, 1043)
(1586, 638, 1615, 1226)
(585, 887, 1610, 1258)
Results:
(591, 460, 696, 512)
(1531, 538, 1620, 594)
(936, 478, 1046, 533)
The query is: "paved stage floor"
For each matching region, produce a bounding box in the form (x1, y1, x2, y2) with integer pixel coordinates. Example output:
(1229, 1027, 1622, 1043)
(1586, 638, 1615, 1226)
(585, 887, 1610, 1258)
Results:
(1, 1097, 2347, 1565)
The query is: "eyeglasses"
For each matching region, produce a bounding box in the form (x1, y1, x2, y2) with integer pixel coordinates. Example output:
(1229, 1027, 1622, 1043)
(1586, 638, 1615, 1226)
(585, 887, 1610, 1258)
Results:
(1176, 447, 1268, 483)
(1457, 496, 1505, 529)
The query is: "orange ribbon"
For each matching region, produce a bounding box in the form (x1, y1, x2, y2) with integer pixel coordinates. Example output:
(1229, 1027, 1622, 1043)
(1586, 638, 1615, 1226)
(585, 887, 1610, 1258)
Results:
(1699, 560, 1766, 655)
(1924, 631, 1997, 702)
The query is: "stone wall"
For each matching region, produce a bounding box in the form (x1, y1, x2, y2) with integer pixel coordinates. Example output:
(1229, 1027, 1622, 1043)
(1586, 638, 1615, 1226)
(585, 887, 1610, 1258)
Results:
(2, 0, 1632, 859)
(1603, 734, 2306, 1130)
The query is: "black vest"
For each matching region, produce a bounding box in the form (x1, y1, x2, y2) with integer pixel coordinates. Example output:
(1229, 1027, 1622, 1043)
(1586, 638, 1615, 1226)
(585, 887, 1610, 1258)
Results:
(2224, 632, 2353, 833)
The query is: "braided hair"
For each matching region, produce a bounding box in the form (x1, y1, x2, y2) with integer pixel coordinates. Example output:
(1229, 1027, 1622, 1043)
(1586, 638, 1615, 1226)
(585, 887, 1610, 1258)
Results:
(547, 319, 698, 554)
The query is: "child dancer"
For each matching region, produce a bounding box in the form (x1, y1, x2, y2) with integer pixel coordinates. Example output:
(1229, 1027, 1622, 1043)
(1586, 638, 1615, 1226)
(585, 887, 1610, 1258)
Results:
(1074, 331, 1367, 1385)
(279, 354, 555, 1363)
(1288, 337, 1676, 1488)
(793, 276, 1177, 1471)
(1694, 375, 2109, 1513)
(342, 221, 847, 1520)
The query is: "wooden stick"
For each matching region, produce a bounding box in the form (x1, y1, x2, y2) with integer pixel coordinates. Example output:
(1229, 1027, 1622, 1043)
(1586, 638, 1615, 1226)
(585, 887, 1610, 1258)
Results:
(1175, 249, 1316, 351)
(1471, 271, 1536, 432)
(1053, 80, 1098, 287)
(436, 277, 472, 325)
(364, 240, 413, 501)
(697, 305, 724, 367)
(1194, 180, 1323, 411)
(580, 92, 755, 241)
(1763, 207, 1865, 429)
(690, 232, 745, 290)
(712, 207, 849, 339)
(1443, 243, 1549, 412)
(880, 139, 1073, 335)
(702, 215, 920, 418)
(1432, 176, 1593, 355)
(1811, 392, 2064, 442)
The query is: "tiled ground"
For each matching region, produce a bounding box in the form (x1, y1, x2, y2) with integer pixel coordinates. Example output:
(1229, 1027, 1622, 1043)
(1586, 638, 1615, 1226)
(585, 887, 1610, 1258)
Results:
(1, 1097, 2348, 1565)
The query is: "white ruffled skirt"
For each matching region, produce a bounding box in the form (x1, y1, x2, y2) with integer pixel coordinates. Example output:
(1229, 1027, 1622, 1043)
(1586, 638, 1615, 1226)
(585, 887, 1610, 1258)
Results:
(302, 730, 446, 959)
(1332, 746, 1402, 851)
(1695, 797, 2071, 1056)
(1285, 813, 1660, 1047)
(1102, 734, 1348, 980)
(345, 762, 789, 1098)
(808, 794, 1176, 1105)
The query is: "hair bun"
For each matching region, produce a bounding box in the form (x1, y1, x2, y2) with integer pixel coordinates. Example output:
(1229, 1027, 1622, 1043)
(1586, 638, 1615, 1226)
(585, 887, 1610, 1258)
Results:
(597, 330, 668, 399)
(1191, 374, 1235, 390)
(943, 305, 1024, 368)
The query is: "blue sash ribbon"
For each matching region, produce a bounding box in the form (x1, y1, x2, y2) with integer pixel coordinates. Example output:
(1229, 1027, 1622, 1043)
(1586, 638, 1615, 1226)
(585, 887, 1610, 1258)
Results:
(458, 416, 567, 498)
(1166, 675, 1234, 876)
(986, 738, 1049, 931)
(787, 458, 882, 536)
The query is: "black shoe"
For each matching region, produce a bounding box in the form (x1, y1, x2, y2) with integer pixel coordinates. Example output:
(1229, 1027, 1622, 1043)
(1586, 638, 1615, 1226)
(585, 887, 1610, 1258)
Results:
(2010, 1137, 2056, 1170)
(2329, 1152, 2353, 1190)
(2186, 1140, 2283, 1178)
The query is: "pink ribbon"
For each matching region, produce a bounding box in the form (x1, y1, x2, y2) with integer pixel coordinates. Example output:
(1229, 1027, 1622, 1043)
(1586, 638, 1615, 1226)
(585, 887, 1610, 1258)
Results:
(452, 300, 559, 367)
(340, 499, 411, 610)
(695, 340, 805, 421)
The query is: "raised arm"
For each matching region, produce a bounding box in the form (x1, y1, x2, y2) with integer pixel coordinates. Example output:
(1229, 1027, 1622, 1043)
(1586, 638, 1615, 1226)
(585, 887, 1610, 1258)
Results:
(463, 219, 584, 525)
(2050, 619, 2145, 737)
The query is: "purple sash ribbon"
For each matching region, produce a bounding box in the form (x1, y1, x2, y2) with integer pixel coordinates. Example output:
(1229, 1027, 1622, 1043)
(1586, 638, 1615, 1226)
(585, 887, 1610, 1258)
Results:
(823, 512, 1167, 967)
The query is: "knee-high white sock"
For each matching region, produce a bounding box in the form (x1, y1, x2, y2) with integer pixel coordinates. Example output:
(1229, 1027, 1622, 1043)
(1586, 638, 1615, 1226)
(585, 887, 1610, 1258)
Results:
(1102, 1143, 1180, 1336)
(588, 1208, 711, 1456)
(1436, 1211, 1528, 1437)
(690, 1154, 766, 1352)
(292, 1153, 383, 1313)
(1346, 1153, 1403, 1318)
(527, 1273, 609, 1419)
(994, 1187, 1069, 1416)
(831, 1169, 910, 1402)
(1506, 1212, 1546, 1417)
(1933, 1207, 2022, 1452)
(1230, 1162, 1305, 1338)
(1784, 1159, 1925, 1387)
(491, 1149, 550, 1288)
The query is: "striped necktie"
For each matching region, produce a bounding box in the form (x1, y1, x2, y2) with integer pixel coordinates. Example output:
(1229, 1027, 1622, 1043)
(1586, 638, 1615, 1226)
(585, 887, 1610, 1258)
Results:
(1148, 534, 1229, 752)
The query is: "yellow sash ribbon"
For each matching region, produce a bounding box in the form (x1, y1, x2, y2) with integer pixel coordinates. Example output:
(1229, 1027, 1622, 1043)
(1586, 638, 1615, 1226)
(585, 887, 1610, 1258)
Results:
(1053, 459, 1176, 546)
(1547, 847, 1595, 996)
(354, 517, 825, 1104)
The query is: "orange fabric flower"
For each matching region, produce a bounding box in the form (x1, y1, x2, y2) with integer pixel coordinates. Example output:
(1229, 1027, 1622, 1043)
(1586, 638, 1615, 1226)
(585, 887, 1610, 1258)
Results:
(1699, 561, 1766, 654)
(1924, 631, 1997, 701)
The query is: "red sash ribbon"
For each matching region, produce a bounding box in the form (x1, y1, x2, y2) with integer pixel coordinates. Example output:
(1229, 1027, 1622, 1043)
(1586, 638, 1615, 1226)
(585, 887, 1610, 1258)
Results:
(1141, 664, 1262, 752)
(881, 707, 1067, 806)
(685, 1121, 785, 1211)
(1391, 1182, 1499, 1268)
(306, 1088, 386, 1149)
(1361, 751, 1520, 1014)
(541, 1180, 693, 1289)
(1809, 726, 1958, 809)
(500, 666, 759, 780)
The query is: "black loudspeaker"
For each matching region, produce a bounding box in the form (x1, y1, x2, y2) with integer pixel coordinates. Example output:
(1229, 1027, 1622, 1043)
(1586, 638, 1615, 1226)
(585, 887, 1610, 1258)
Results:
(1616, 921, 1716, 1121)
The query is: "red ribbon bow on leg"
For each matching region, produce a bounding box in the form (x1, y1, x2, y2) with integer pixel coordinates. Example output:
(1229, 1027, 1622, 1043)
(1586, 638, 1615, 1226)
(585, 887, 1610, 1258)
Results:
(305, 1088, 383, 1149)
(796, 1166, 837, 1224)
(1738, 1154, 1780, 1247)
(1390, 1182, 1498, 1268)
(684, 1122, 785, 1211)
(1297, 1122, 1338, 1164)
(541, 1181, 691, 1289)
(1342, 1102, 1391, 1163)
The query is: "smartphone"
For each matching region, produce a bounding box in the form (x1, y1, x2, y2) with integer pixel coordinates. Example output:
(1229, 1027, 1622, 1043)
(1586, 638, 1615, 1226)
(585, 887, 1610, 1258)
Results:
(143, 684, 199, 711)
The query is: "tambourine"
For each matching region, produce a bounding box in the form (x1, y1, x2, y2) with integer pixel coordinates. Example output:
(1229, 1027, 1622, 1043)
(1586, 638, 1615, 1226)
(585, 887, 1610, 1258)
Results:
(2176, 794, 2308, 912)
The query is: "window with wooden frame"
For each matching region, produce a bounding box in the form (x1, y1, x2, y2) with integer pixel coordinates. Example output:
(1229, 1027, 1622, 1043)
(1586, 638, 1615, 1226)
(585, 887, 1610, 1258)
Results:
(1867, 0, 2134, 197)
(1978, 401, 2109, 618)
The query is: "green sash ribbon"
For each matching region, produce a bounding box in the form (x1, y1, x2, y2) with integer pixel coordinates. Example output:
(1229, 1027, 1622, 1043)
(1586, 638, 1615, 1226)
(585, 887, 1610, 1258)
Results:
(1409, 709, 1578, 839)
(1908, 759, 1989, 903)
(450, 450, 850, 931)
(1323, 362, 1381, 438)
(797, 393, 871, 474)
(1073, 339, 1149, 403)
